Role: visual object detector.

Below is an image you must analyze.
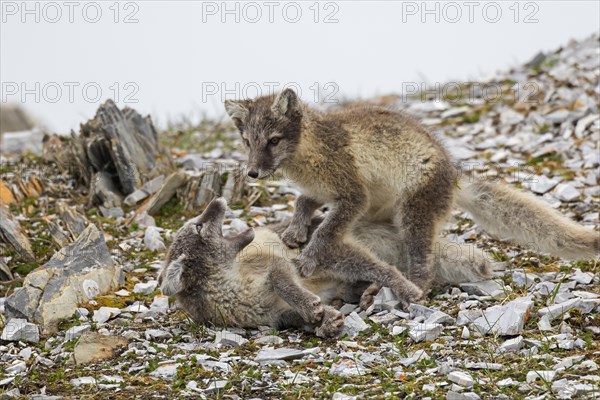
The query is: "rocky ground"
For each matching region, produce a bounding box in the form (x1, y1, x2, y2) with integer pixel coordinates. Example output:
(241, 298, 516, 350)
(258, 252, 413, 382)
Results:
(0, 35, 599, 400)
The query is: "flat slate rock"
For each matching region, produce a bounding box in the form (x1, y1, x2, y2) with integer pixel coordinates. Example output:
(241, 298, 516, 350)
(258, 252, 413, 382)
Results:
(5, 224, 123, 332)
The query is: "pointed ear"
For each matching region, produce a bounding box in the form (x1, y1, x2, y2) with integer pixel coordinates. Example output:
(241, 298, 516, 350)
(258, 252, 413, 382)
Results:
(224, 100, 249, 129)
(271, 88, 302, 119)
(159, 254, 186, 296)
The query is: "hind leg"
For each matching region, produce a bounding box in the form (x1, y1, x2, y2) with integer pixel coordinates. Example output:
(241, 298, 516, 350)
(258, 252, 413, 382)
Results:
(394, 173, 454, 291)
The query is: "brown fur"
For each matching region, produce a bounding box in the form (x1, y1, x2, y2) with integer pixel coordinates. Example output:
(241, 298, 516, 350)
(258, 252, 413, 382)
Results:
(225, 90, 598, 298)
(226, 89, 455, 299)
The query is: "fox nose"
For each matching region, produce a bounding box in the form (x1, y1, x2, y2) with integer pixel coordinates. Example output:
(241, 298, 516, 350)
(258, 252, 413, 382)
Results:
(247, 170, 259, 179)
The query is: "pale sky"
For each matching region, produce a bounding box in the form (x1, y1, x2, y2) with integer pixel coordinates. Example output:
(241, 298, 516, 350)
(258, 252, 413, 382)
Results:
(1, 1, 599, 133)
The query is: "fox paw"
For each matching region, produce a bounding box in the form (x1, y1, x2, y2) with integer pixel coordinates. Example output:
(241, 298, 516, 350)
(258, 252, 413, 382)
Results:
(294, 253, 319, 278)
(359, 283, 381, 310)
(281, 225, 308, 249)
(315, 307, 344, 338)
(299, 296, 324, 324)
(391, 280, 425, 310)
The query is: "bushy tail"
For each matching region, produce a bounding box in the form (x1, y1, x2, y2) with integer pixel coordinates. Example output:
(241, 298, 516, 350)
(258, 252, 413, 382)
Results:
(456, 177, 600, 260)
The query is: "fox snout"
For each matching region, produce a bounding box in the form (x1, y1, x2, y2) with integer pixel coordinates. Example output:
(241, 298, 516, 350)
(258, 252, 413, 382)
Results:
(246, 160, 272, 180)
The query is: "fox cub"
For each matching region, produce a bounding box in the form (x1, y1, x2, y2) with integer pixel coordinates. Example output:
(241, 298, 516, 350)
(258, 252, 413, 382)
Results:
(224, 89, 599, 304)
(159, 197, 365, 337)
(158, 197, 496, 336)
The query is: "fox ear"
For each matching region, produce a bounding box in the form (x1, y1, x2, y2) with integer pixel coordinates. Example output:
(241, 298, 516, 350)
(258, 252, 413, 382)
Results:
(224, 100, 249, 129)
(159, 254, 186, 296)
(271, 88, 301, 119)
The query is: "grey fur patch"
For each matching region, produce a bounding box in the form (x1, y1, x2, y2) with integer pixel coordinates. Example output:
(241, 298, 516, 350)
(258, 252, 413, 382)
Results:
(161, 254, 186, 295)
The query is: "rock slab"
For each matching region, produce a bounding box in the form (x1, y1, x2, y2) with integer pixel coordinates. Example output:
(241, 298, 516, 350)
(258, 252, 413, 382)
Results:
(5, 224, 123, 332)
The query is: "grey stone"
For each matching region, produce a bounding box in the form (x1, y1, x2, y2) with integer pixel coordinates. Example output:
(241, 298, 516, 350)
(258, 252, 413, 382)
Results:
(70, 377, 97, 386)
(461, 326, 470, 339)
(1, 318, 39, 342)
(255, 347, 305, 362)
(512, 270, 537, 287)
(574, 114, 599, 137)
(149, 363, 178, 380)
(448, 370, 475, 387)
(399, 349, 430, 367)
(473, 297, 533, 336)
(133, 212, 156, 228)
(329, 359, 367, 377)
(526, 370, 556, 384)
(145, 329, 172, 340)
(65, 325, 91, 341)
(133, 280, 158, 295)
(0, 211, 34, 261)
(571, 270, 594, 285)
(408, 323, 443, 342)
(92, 307, 121, 324)
(150, 296, 169, 314)
(99, 206, 124, 218)
(339, 303, 357, 315)
(500, 109, 524, 125)
(538, 315, 553, 331)
(545, 109, 570, 123)
(538, 298, 583, 320)
(214, 330, 247, 347)
(408, 303, 435, 320)
(465, 362, 504, 370)
(554, 183, 580, 202)
(528, 175, 559, 194)
(5, 361, 26, 374)
(496, 378, 517, 387)
(369, 312, 400, 325)
(498, 336, 523, 353)
(18, 347, 32, 360)
(340, 312, 370, 339)
(425, 311, 456, 325)
(124, 301, 149, 313)
(460, 280, 505, 298)
(446, 391, 480, 400)
(5, 225, 122, 332)
(457, 309, 483, 326)
(204, 379, 228, 393)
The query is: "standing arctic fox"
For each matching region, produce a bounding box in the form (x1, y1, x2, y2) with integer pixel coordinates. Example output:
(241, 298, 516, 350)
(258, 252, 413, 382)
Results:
(159, 197, 493, 336)
(224, 89, 599, 300)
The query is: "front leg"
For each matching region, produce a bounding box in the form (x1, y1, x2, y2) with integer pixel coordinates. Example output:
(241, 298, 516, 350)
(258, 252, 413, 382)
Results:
(296, 190, 367, 277)
(276, 307, 344, 338)
(268, 259, 324, 324)
(281, 195, 322, 248)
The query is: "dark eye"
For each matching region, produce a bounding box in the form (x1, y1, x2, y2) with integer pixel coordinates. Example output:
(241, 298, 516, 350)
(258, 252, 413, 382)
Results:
(195, 223, 203, 234)
(243, 138, 250, 147)
(269, 137, 280, 145)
